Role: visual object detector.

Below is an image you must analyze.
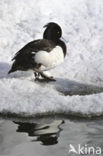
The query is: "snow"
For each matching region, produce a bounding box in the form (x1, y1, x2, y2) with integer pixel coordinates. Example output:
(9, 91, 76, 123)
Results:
(0, 0, 103, 117)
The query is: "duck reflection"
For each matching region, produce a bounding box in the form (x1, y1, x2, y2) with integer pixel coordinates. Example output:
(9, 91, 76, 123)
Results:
(14, 120, 64, 146)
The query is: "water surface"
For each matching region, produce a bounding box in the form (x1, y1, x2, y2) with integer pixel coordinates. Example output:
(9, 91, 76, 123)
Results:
(0, 115, 103, 156)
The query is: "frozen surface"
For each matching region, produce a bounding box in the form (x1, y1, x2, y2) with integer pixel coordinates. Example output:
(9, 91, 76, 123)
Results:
(0, 0, 103, 117)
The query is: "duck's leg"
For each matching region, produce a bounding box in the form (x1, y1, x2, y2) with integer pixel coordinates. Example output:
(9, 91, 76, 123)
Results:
(40, 72, 56, 81)
(34, 68, 56, 82)
(34, 72, 41, 81)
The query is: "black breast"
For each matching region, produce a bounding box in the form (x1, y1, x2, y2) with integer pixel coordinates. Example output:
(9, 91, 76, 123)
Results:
(57, 40, 67, 57)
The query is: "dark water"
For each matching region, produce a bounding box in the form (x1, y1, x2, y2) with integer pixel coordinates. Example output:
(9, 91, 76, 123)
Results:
(0, 115, 103, 156)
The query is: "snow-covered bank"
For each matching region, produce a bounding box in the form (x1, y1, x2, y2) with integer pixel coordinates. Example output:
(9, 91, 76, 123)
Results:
(0, 0, 103, 117)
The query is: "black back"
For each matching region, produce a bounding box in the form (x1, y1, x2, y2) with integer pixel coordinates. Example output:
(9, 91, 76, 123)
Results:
(8, 39, 55, 73)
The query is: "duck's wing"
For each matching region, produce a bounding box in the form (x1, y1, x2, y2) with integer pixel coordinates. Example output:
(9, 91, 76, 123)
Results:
(8, 39, 55, 73)
(12, 39, 55, 60)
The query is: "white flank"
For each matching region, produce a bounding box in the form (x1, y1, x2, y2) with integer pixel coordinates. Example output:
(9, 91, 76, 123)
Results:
(34, 46, 64, 71)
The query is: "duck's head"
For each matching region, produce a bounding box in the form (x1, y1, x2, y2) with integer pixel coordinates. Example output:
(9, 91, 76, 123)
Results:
(43, 22, 62, 42)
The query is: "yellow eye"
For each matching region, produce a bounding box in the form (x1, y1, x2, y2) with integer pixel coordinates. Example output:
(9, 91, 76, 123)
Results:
(57, 31, 60, 34)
